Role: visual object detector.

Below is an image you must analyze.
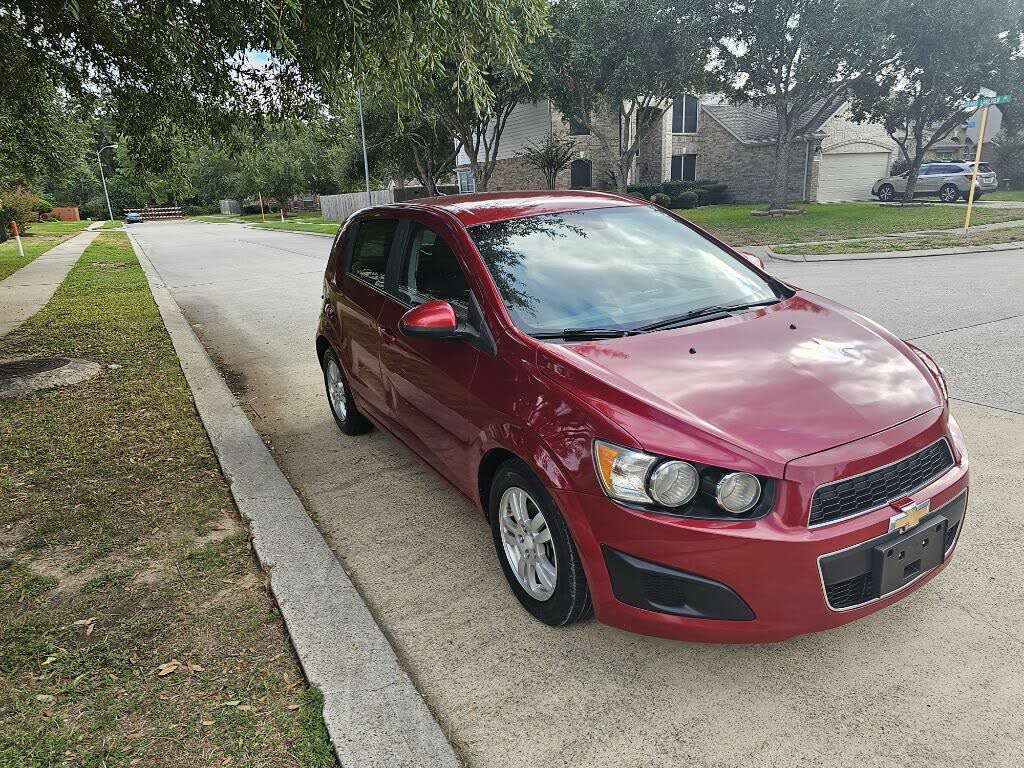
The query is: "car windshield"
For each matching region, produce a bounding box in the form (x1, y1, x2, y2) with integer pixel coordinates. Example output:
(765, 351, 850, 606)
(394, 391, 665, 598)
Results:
(469, 205, 781, 335)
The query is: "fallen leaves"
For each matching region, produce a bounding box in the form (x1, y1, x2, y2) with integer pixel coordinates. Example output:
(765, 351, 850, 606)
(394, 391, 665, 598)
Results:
(73, 617, 97, 636)
(155, 658, 206, 677)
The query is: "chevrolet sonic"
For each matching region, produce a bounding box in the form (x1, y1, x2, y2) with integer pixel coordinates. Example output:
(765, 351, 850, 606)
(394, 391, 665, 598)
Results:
(315, 191, 968, 643)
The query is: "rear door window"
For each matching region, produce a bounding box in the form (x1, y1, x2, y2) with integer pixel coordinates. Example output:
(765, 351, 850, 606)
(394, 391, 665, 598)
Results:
(348, 219, 398, 290)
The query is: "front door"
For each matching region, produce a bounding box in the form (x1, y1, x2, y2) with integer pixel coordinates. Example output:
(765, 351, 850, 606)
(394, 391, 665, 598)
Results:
(376, 220, 486, 492)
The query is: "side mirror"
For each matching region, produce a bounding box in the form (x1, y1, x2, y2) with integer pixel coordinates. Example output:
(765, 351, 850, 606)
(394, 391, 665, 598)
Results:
(738, 251, 764, 270)
(399, 299, 459, 339)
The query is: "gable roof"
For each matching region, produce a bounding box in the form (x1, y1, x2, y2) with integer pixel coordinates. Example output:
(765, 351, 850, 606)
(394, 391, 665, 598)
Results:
(701, 94, 847, 144)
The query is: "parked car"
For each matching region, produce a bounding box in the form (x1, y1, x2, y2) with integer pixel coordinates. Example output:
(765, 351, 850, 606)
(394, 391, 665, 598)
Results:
(873, 162, 998, 202)
(124, 212, 144, 224)
(316, 191, 968, 643)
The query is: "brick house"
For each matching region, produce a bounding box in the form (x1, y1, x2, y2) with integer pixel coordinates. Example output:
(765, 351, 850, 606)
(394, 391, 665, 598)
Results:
(456, 96, 897, 203)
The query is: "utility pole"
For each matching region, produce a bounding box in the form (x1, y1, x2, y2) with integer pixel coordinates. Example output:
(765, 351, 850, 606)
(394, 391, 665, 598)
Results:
(357, 85, 372, 207)
(97, 143, 118, 222)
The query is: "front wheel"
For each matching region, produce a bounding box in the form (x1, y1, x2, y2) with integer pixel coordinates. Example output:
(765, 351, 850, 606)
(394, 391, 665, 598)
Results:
(877, 183, 895, 202)
(489, 459, 591, 626)
(321, 347, 372, 435)
(940, 184, 960, 203)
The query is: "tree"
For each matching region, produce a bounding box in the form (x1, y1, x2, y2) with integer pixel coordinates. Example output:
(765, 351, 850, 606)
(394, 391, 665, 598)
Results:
(992, 130, 1024, 189)
(519, 133, 579, 189)
(849, 0, 1022, 204)
(540, 0, 722, 193)
(720, 0, 883, 210)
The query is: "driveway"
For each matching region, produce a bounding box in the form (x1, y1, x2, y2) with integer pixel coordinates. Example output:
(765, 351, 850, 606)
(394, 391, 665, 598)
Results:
(133, 220, 1024, 768)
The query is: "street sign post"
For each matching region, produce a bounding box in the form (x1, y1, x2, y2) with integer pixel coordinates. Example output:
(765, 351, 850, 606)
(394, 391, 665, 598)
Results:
(963, 93, 1013, 235)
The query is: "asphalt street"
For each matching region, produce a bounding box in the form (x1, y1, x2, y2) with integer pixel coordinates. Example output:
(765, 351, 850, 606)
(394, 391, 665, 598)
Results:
(132, 220, 1024, 768)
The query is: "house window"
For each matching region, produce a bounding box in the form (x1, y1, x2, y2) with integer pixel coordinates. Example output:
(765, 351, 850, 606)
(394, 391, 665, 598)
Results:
(457, 170, 475, 193)
(569, 116, 590, 136)
(570, 159, 592, 189)
(672, 95, 699, 134)
(671, 154, 697, 181)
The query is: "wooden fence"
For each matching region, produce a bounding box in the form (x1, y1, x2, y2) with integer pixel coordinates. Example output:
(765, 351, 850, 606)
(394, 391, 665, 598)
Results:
(320, 189, 394, 222)
(123, 207, 184, 220)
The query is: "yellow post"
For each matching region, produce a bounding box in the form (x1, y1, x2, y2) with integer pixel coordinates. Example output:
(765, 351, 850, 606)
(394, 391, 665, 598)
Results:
(258, 192, 266, 222)
(963, 105, 990, 236)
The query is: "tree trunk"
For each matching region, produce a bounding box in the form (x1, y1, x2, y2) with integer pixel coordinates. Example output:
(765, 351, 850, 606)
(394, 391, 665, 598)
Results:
(902, 149, 925, 204)
(770, 136, 793, 210)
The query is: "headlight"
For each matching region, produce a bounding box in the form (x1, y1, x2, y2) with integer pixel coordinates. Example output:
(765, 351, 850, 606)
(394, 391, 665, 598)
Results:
(716, 472, 762, 514)
(594, 440, 765, 516)
(594, 440, 657, 503)
(648, 460, 699, 507)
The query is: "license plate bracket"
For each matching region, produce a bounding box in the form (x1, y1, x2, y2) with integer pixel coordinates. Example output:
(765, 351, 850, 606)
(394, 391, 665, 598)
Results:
(872, 515, 948, 597)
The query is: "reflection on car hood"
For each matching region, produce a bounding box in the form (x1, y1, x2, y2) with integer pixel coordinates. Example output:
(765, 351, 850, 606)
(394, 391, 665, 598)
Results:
(537, 292, 943, 467)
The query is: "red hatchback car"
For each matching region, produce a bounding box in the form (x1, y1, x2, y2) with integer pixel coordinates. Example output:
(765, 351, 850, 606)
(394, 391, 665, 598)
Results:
(316, 191, 968, 643)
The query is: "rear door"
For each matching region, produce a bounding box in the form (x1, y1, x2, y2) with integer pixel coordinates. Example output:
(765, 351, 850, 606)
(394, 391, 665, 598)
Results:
(335, 216, 401, 419)
(376, 217, 489, 491)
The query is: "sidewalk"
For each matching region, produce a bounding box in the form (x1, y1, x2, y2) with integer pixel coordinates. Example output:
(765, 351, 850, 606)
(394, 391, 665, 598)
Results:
(0, 229, 99, 337)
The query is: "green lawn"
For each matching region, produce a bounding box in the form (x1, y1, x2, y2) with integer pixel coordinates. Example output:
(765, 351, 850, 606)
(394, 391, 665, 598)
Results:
(191, 212, 338, 235)
(0, 233, 336, 766)
(983, 189, 1024, 202)
(0, 220, 90, 282)
(676, 202, 1024, 246)
(773, 225, 1024, 255)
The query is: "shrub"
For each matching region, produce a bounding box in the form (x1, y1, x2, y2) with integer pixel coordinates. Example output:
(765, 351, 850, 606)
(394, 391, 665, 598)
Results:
(650, 192, 671, 207)
(34, 198, 54, 214)
(626, 182, 662, 201)
(693, 181, 729, 205)
(890, 157, 912, 176)
(661, 180, 699, 199)
(674, 190, 699, 209)
(0, 188, 44, 236)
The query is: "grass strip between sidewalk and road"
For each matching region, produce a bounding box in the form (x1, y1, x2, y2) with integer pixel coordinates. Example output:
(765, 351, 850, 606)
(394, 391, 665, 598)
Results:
(191, 213, 340, 236)
(676, 202, 1024, 246)
(773, 225, 1024, 255)
(0, 232, 336, 767)
(0, 220, 91, 283)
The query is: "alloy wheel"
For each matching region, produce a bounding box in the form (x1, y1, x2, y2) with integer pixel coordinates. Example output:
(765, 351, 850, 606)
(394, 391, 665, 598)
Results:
(940, 185, 959, 203)
(498, 486, 558, 601)
(878, 184, 894, 202)
(325, 358, 348, 420)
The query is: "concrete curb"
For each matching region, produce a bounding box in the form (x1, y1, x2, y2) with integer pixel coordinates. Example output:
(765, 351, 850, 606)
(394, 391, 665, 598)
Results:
(0, 229, 100, 338)
(767, 240, 1024, 263)
(242, 223, 337, 238)
(126, 232, 462, 768)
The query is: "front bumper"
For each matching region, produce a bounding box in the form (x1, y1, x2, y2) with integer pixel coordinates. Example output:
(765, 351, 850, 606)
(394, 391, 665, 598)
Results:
(553, 409, 969, 643)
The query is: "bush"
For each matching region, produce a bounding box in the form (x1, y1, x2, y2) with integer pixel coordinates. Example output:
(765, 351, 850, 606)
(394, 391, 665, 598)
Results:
(0, 188, 44, 236)
(183, 203, 221, 216)
(693, 181, 730, 205)
(661, 180, 699, 199)
(34, 198, 54, 215)
(673, 190, 699, 209)
(650, 192, 671, 207)
(626, 182, 663, 201)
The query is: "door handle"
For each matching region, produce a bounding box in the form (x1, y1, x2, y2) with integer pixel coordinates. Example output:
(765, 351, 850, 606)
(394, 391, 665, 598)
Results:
(378, 326, 397, 344)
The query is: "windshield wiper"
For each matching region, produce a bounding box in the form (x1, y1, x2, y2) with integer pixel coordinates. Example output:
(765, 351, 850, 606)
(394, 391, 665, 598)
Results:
(532, 327, 636, 340)
(636, 298, 782, 333)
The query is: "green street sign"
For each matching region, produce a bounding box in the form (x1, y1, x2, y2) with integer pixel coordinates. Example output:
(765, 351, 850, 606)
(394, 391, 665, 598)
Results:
(963, 94, 1012, 108)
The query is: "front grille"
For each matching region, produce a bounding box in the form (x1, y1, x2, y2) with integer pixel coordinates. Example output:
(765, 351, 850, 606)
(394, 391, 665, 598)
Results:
(825, 573, 875, 609)
(809, 440, 955, 527)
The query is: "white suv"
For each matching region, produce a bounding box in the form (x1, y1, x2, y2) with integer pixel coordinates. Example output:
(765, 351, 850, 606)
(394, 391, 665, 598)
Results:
(872, 162, 999, 203)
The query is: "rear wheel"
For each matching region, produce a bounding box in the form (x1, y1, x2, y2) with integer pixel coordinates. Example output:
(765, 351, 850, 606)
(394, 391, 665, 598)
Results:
(321, 347, 372, 435)
(877, 183, 895, 202)
(939, 184, 960, 203)
(489, 459, 591, 626)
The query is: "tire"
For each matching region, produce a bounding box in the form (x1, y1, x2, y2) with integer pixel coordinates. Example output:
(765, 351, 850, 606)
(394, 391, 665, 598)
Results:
(939, 184, 960, 203)
(877, 183, 895, 202)
(489, 459, 591, 626)
(321, 347, 372, 435)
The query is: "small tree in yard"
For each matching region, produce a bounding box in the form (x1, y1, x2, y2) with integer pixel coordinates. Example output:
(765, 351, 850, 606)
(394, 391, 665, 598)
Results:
(849, 0, 1022, 204)
(540, 0, 722, 194)
(721, 0, 884, 210)
(519, 133, 579, 189)
(992, 130, 1024, 189)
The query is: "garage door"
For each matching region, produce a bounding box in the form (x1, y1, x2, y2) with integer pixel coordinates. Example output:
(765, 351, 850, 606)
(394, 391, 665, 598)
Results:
(818, 151, 890, 202)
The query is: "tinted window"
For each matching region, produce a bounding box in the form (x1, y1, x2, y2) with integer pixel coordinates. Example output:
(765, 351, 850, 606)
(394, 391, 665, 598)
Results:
(672, 96, 699, 133)
(672, 154, 697, 181)
(397, 224, 470, 321)
(569, 116, 590, 136)
(349, 219, 398, 289)
(570, 159, 592, 189)
(470, 206, 778, 335)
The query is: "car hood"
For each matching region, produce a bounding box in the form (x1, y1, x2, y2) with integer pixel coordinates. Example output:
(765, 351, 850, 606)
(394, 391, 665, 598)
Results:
(536, 292, 943, 470)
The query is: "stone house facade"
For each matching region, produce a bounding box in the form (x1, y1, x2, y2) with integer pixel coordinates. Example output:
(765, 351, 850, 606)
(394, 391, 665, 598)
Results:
(456, 96, 897, 203)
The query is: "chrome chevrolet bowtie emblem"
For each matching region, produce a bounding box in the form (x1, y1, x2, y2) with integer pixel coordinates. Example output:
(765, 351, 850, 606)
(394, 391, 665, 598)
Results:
(889, 498, 931, 532)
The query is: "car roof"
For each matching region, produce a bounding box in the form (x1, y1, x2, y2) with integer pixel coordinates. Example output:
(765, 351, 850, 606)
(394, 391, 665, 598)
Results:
(371, 190, 643, 228)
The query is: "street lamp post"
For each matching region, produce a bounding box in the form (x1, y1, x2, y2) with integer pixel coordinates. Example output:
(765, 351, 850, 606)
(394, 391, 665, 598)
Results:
(96, 143, 118, 222)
